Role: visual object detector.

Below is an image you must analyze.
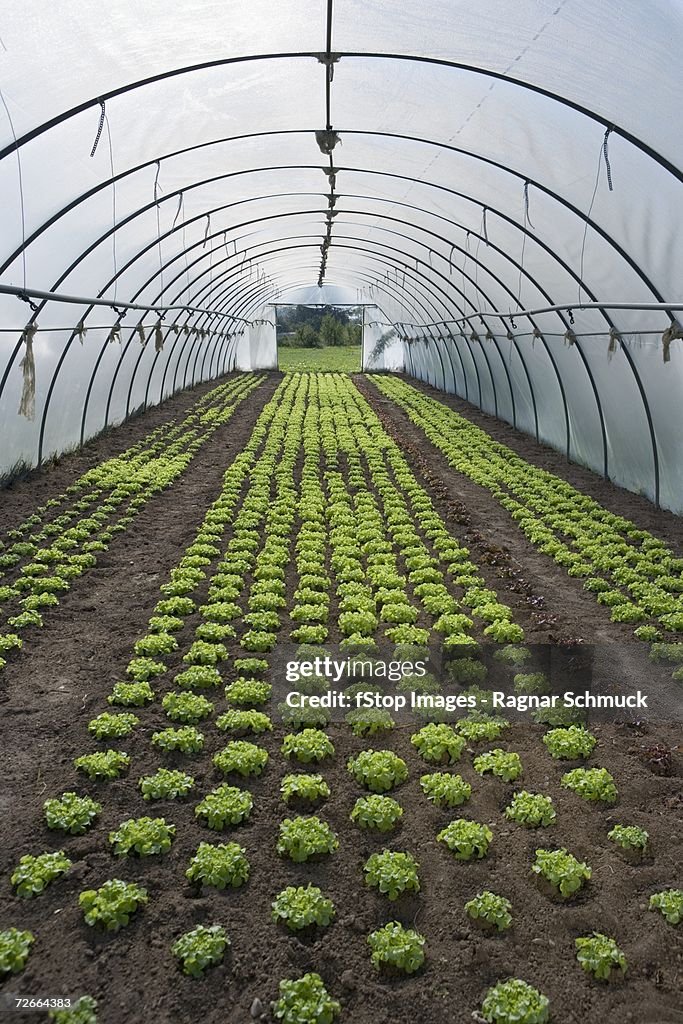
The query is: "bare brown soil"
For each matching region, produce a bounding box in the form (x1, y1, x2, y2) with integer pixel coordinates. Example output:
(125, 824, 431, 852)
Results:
(0, 372, 681, 1024)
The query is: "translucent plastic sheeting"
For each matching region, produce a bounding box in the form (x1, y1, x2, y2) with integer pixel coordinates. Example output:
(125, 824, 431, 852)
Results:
(0, 1, 682, 509)
(243, 308, 278, 371)
(362, 311, 403, 372)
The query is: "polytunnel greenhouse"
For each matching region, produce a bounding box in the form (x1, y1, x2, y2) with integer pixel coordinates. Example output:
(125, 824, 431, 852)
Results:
(1, 2, 682, 1022)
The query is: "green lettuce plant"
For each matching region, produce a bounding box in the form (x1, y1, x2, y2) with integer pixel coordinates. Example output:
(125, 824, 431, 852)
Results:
(465, 891, 512, 932)
(437, 819, 492, 860)
(0, 928, 34, 975)
(456, 714, 509, 742)
(44, 792, 102, 833)
(347, 749, 408, 792)
(11, 851, 71, 898)
(108, 680, 154, 707)
(608, 823, 648, 854)
(138, 768, 194, 801)
(151, 726, 204, 754)
(282, 728, 334, 763)
(225, 678, 272, 706)
(215, 709, 272, 736)
(7, 609, 43, 630)
(505, 791, 556, 827)
(273, 973, 340, 1024)
(575, 933, 627, 981)
(183, 640, 227, 666)
(272, 885, 335, 932)
(186, 841, 249, 888)
(364, 849, 420, 900)
(493, 645, 532, 667)
(134, 632, 178, 657)
(79, 879, 148, 931)
(649, 889, 683, 925)
(542, 725, 596, 760)
(174, 665, 222, 690)
(420, 772, 471, 808)
(125, 657, 166, 681)
(481, 979, 549, 1024)
(350, 794, 403, 832)
(234, 657, 269, 675)
(195, 785, 253, 829)
(155, 596, 196, 617)
(148, 614, 184, 634)
(195, 621, 236, 643)
(74, 749, 130, 780)
(446, 657, 487, 685)
(162, 691, 213, 723)
(561, 767, 617, 804)
(241, 629, 278, 652)
(532, 848, 591, 898)
(513, 672, 549, 695)
(474, 749, 523, 782)
(367, 922, 425, 974)
(276, 816, 339, 862)
(213, 741, 268, 777)
(281, 773, 330, 805)
(48, 995, 98, 1023)
(411, 723, 465, 763)
(0, 633, 22, 655)
(109, 817, 175, 856)
(172, 924, 229, 977)
(88, 711, 139, 739)
(345, 707, 395, 736)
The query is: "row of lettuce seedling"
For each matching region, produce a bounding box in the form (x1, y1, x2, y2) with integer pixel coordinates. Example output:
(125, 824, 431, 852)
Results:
(0, 375, 263, 673)
(371, 375, 683, 678)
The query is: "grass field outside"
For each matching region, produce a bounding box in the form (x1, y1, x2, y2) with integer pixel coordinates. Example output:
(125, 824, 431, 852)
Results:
(277, 344, 362, 372)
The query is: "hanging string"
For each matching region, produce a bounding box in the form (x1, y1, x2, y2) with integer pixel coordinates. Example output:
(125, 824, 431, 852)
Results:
(482, 207, 489, 244)
(182, 220, 190, 290)
(523, 181, 535, 228)
(473, 230, 482, 306)
(172, 191, 183, 230)
(518, 183, 531, 305)
(578, 127, 614, 304)
(0, 84, 27, 289)
(103, 110, 118, 301)
(203, 214, 213, 288)
(462, 231, 471, 306)
(153, 161, 164, 303)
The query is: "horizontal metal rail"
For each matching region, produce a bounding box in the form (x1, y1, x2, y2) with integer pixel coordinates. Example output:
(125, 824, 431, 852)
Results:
(0, 283, 251, 323)
(394, 301, 683, 334)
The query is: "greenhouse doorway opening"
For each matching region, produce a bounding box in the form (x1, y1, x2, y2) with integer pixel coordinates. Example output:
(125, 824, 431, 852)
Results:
(274, 303, 363, 372)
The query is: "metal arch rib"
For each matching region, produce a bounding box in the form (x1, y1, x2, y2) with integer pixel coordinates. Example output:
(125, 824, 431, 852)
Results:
(1, 50, 681, 186)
